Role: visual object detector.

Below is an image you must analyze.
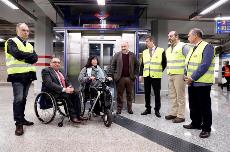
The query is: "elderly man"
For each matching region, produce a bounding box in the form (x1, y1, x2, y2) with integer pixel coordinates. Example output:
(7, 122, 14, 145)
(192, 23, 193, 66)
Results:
(5, 23, 38, 136)
(165, 31, 190, 123)
(111, 41, 139, 114)
(41, 57, 87, 124)
(184, 28, 215, 138)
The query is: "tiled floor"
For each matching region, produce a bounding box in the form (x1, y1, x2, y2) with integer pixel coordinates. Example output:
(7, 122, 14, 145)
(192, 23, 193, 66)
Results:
(0, 84, 229, 152)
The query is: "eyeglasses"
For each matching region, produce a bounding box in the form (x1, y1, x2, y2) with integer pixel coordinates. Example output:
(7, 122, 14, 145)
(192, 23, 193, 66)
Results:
(52, 61, 61, 64)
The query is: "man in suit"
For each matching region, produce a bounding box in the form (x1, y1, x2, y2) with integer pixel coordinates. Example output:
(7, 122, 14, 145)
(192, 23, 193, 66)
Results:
(111, 41, 139, 114)
(42, 57, 86, 123)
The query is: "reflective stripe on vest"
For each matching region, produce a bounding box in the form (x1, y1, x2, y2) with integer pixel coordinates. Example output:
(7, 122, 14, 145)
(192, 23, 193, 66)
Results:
(166, 42, 185, 75)
(185, 41, 215, 83)
(5, 37, 36, 74)
(142, 47, 164, 78)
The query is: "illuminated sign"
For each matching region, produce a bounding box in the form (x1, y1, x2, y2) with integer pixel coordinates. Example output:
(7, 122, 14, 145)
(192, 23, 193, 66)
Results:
(83, 24, 119, 28)
(216, 20, 230, 33)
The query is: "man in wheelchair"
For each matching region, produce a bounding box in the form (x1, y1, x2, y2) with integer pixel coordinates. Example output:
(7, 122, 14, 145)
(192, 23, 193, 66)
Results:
(41, 57, 87, 123)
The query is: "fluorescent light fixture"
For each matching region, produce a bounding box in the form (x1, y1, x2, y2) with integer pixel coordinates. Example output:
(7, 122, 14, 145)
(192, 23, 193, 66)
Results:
(215, 16, 230, 20)
(200, 0, 229, 15)
(0, 0, 19, 9)
(97, 0, 105, 5)
(0, 38, 5, 42)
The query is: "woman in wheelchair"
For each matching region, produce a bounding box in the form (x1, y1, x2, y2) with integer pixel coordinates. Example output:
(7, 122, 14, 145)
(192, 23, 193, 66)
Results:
(78, 56, 113, 127)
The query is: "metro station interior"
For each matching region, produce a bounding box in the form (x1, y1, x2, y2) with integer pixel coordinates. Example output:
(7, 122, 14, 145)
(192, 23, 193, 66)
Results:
(0, 0, 230, 152)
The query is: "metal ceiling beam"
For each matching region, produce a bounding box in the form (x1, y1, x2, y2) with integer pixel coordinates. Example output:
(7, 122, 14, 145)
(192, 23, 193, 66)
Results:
(53, 2, 148, 7)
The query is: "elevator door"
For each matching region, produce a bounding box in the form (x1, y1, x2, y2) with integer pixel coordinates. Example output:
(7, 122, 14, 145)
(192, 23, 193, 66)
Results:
(89, 41, 115, 70)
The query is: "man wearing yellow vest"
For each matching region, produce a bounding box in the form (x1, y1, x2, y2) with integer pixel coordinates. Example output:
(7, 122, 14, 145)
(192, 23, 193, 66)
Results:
(140, 36, 166, 117)
(183, 28, 215, 138)
(165, 31, 190, 123)
(5, 23, 38, 136)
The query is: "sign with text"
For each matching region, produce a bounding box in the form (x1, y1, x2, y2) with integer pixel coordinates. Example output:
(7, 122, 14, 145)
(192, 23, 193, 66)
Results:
(216, 20, 230, 34)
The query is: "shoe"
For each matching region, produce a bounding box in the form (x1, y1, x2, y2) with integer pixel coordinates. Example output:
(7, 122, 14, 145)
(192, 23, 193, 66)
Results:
(15, 124, 24, 136)
(165, 115, 177, 120)
(172, 117, 185, 123)
(183, 124, 201, 130)
(70, 117, 81, 123)
(22, 119, 34, 126)
(116, 111, 121, 115)
(199, 131, 210, 138)
(79, 116, 88, 121)
(141, 109, 151, 115)
(155, 111, 161, 118)
(128, 110, 133, 114)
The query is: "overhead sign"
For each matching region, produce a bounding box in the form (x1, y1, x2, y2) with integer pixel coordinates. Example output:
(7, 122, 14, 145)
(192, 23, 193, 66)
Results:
(83, 24, 119, 28)
(216, 20, 230, 34)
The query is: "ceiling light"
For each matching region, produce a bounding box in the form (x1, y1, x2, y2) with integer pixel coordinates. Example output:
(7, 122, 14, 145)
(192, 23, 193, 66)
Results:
(0, 0, 19, 9)
(200, 0, 229, 15)
(215, 16, 230, 20)
(97, 0, 105, 6)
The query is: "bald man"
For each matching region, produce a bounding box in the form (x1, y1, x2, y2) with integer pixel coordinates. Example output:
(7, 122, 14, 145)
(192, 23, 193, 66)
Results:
(111, 41, 139, 114)
(5, 23, 38, 136)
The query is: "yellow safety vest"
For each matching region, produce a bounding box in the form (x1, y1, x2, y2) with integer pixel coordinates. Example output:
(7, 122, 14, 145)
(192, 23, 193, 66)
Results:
(142, 47, 164, 78)
(185, 41, 215, 83)
(166, 42, 185, 75)
(5, 37, 36, 75)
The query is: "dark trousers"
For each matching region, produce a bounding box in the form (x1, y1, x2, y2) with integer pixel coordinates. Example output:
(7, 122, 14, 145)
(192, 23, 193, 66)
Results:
(224, 77, 230, 90)
(58, 91, 81, 119)
(12, 81, 32, 125)
(188, 85, 212, 132)
(144, 77, 161, 112)
(116, 77, 134, 111)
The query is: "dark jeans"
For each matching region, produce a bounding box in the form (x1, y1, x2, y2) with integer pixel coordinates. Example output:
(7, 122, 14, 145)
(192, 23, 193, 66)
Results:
(12, 81, 32, 125)
(188, 85, 212, 132)
(58, 91, 81, 119)
(144, 77, 161, 112)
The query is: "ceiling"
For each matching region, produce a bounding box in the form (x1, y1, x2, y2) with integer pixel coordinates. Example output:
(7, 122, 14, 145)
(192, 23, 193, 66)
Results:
(0, 0, 230, 47)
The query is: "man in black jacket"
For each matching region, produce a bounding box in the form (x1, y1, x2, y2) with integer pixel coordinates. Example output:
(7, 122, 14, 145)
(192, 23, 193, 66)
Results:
(5, 23, 38, 136)
(41, 57, 86, 124)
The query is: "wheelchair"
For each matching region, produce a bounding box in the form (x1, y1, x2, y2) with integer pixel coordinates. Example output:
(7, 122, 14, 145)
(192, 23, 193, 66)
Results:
(80, 78, 114, 127)
(34, 92, 69, 127)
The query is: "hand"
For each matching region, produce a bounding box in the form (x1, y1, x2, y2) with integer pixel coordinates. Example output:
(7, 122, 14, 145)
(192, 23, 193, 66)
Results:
(90, 76, 96, 81)
(139, 76, 143, 82)
(184, 76, 193, 85)
(64, 86, 74, 94)
(107, 77, 113, 81)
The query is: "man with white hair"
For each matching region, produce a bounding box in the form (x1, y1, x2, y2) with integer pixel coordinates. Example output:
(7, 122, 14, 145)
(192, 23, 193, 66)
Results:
(5, 23, 38, 136)
(111, 41, 139, 114)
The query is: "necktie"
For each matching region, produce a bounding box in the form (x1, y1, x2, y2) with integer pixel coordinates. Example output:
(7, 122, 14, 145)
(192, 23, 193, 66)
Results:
(56, 71, 66, 88)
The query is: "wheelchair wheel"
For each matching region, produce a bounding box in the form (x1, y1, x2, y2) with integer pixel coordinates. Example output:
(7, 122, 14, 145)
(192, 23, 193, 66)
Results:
(34, 92, 57, 124)
(103, 109, 112, 127)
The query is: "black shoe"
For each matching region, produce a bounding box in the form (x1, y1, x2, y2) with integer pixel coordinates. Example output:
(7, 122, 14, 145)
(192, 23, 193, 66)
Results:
(128, 110, 133, 114)
(141, 109, 151, 115)
(22, 120, 34, 126)
(199, 131, 211, 138)
(70, 117, 81, 123)
(183, 124, 201, 130)
(155, 111, 161, 118)
(172, 117, 185, 123)
(15, 124, 24, 136)
(165, 115, 177, 120)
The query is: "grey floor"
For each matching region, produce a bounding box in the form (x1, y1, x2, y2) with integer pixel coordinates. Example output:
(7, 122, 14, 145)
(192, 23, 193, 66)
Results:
(0, 84, 229, 152)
